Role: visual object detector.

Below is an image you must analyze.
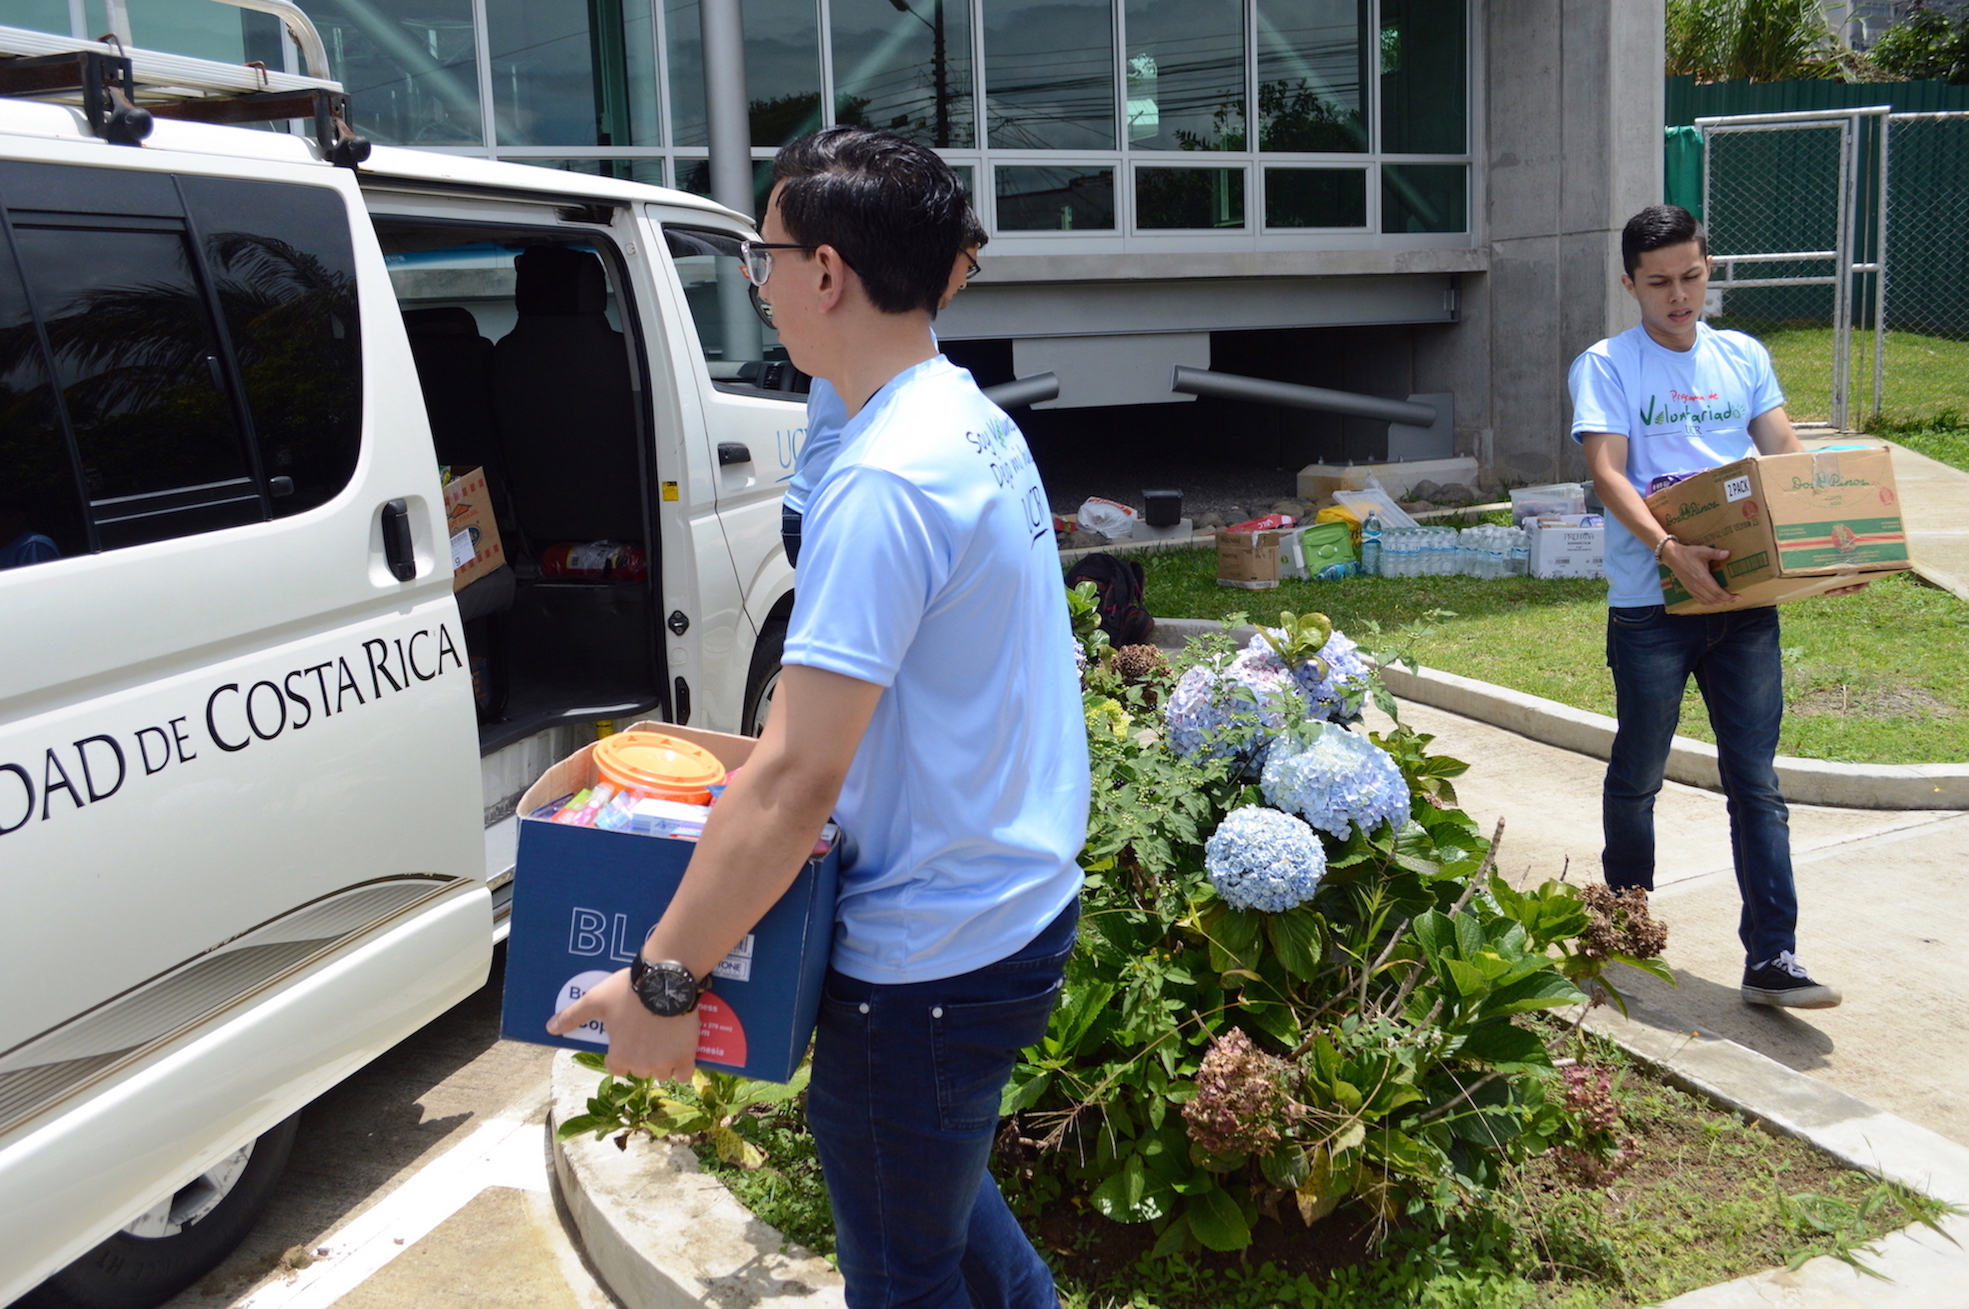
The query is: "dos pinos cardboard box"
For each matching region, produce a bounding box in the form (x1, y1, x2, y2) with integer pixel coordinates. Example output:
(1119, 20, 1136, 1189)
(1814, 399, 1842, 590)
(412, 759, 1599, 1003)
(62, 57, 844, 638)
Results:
(498, 722, 839, 1083)
(1644, 445, 1911, 616)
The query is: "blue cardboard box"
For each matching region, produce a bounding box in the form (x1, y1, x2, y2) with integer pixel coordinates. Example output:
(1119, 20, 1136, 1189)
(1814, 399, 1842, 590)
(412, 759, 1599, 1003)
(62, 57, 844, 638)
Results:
(498, 723, 839, 1083)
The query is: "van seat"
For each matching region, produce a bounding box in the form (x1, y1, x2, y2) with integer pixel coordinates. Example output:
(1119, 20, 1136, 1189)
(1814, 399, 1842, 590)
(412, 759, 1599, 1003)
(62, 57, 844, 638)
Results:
(492, 248, 643, 545)
(403, 306, 500, 478)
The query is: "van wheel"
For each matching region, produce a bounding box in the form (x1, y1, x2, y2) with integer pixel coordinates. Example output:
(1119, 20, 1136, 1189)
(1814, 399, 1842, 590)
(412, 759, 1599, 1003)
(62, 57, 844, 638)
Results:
(19, 1114, 301, 1309)
(741, 622, 786, 738)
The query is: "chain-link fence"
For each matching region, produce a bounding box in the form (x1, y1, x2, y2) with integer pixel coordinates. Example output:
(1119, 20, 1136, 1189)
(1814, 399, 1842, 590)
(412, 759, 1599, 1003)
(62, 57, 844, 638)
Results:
(1697, 107, 1969, 429)
(1702, 115, 1857, 426)
(1885, 114, 1969, 340)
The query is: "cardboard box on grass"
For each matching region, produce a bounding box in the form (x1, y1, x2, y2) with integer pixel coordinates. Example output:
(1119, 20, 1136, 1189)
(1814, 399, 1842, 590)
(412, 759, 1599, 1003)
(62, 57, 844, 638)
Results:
(442, 466, 506, 592)
(499, 722, 839, 1083)
(1217, 529, 1281, 589)
(1644, 445, 1911, 616)
(1528, 519, 1605, 580)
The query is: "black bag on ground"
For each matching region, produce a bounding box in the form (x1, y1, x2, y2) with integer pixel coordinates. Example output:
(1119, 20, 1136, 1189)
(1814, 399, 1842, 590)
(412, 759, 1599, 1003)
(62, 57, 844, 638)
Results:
(1066, 552, 1155, 646)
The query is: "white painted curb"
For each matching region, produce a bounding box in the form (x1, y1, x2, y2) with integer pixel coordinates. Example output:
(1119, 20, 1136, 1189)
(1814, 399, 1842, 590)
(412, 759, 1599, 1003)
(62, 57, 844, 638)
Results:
(1149, 618, 1969, 811)
(547, 1052, 844, 1309)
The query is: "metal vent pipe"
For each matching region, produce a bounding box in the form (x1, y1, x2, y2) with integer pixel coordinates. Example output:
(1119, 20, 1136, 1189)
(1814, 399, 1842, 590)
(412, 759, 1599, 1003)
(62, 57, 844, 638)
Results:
(980, 372, 1059, 409)
(1170, 365, 1437, 427)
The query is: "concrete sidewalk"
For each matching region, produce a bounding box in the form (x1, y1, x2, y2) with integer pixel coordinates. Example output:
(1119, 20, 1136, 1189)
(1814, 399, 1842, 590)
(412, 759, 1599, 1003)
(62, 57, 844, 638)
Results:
(1867, 437, 1969, 603)
(1371, 694, 1969, 1149)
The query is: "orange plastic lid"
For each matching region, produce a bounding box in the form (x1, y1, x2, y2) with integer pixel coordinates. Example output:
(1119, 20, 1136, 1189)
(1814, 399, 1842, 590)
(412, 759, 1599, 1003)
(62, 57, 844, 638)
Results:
(592, 731, 724, 804)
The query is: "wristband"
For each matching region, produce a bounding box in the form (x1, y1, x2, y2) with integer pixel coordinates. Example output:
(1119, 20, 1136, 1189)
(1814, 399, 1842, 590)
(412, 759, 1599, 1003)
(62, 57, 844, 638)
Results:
(1652, 534, 1679, 562)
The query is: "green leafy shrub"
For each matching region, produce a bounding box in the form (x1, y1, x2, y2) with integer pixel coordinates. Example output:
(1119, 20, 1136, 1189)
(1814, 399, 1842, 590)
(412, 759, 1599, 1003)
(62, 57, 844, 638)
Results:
(999, 612, 1671, 1255)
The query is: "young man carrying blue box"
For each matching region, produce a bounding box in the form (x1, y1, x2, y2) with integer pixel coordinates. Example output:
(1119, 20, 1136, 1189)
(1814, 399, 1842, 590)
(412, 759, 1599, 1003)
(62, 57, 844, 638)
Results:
(1570, 204, 1865, 1011)
(550, 128, 1089, 1308)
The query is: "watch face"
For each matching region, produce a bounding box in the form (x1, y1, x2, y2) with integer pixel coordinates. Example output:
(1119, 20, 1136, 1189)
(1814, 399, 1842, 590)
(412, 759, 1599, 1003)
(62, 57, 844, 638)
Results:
(636, 961, 700, 1016)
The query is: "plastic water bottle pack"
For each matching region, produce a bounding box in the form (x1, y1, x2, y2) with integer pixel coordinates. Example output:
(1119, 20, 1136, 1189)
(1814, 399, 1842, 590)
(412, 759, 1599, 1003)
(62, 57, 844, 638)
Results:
(1367, 524, 1530, 580)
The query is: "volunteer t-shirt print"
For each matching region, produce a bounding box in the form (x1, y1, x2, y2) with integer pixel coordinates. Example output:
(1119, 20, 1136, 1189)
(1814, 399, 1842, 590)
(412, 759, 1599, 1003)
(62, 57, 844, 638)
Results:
(1638, 388, 1746, 434)
(963, 415, 1051, 547)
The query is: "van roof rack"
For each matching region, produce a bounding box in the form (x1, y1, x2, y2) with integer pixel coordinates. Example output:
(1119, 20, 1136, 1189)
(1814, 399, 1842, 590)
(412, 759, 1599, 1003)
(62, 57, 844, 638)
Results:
(0, 0, 369, 166)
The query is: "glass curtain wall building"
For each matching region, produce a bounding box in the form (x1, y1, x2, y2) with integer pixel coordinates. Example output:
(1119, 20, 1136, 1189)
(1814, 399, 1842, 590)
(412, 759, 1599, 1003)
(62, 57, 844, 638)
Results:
(34, 0, 1468, 245)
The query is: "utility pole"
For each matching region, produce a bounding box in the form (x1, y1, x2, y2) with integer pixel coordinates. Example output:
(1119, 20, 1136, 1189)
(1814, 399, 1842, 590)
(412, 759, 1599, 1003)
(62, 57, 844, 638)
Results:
(701, 0, 752, 217)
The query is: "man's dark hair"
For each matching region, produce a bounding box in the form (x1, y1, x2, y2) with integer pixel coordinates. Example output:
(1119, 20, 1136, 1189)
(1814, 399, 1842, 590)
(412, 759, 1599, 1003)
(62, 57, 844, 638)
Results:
(770, 127, 970, 315)
(1622, 204, 1708, 276)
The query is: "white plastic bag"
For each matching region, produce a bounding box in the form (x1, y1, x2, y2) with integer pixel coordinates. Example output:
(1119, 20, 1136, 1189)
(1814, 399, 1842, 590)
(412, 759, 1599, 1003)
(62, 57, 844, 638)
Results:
(1076, 497, 1139, 540)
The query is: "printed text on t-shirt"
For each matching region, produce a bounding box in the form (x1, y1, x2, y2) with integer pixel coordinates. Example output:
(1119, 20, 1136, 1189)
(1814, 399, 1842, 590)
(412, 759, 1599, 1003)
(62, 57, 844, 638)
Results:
(1639, 394, 1746, 428)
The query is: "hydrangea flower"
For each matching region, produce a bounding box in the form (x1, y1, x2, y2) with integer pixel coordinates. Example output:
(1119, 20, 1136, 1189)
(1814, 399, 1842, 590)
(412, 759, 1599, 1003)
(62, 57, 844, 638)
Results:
(1162, 650, 1307, 763)
(1245, 629, 1371, 721)
(1260, 726, 1411, 840)
(1204, 805, 1328, 913)
(1182, 1028, 1300, 1157)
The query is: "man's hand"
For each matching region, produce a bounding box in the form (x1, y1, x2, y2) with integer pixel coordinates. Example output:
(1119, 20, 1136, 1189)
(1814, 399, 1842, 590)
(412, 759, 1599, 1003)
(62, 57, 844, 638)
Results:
(1658, 538, 1739, 607)
(1826, 581, 1870, 597)
(547, 968, 702, 1081)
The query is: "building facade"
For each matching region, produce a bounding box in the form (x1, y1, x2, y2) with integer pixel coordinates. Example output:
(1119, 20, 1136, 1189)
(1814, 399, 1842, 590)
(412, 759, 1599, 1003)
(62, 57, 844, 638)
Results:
(13, 0, 1663, 484)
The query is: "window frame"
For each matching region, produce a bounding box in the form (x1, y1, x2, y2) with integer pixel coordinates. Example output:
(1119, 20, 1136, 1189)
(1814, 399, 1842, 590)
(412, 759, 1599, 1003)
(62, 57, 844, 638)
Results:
(0, 166, 366, 558)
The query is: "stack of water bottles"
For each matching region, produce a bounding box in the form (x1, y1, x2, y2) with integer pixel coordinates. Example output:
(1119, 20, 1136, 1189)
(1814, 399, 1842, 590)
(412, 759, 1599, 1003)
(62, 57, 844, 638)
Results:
(1359, 511, 1530, 580)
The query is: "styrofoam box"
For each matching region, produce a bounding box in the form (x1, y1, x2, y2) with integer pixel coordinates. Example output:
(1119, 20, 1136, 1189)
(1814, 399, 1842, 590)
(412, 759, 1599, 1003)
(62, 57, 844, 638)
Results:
(1528, 524, 1605, 580)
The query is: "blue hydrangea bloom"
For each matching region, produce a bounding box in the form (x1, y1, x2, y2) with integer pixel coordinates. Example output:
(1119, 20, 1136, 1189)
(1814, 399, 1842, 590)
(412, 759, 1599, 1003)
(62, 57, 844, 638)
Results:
(1163, 649, 1307, 762)
(1260, 725, 1411, 840)
(1204, 806, 1328, 913)
(1245, 630, 1372, 721)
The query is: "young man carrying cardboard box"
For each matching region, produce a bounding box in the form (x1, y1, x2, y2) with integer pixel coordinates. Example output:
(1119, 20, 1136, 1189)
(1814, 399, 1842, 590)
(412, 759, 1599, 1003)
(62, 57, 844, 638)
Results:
(549, 128, 1089, 1308)
(1569, 205, 1866, 1011)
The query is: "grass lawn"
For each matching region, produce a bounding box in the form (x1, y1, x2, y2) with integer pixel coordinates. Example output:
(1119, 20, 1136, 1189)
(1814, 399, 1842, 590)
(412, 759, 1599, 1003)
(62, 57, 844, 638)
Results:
(1131, 549, 1969, 766)
(696, 1033, 1946, 1308)
(1717, 318, 1969, 433)
(1873, 418, 1969, 475)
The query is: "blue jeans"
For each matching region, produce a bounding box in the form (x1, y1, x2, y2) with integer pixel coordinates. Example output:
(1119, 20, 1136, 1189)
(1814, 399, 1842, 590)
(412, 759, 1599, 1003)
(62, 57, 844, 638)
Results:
(1603, 605, 1796, 967)
(782, 506, 804, 568)
(806, 902, 1075, 1309)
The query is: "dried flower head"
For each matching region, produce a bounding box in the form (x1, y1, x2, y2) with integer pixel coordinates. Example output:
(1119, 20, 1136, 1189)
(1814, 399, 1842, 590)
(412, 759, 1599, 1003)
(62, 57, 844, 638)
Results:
(1577, 885, 1669, 961)
(1112, 643, 1169, 687)
(1551, 1063, 1635, 1187)
(1182, 1028, 1299, 1158)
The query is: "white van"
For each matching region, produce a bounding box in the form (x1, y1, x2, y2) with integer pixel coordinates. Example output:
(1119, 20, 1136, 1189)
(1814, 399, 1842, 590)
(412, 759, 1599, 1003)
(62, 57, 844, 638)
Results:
(0, 26, 802, 1306)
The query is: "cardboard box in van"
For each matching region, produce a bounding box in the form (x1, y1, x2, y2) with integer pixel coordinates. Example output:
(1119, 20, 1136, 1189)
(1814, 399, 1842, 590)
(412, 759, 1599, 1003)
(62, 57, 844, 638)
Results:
(442, 466, 506, 592)
(1217, 529, 1281, 589)
(1644, 446, 1911, 615)
(499, 723, 838, 1083)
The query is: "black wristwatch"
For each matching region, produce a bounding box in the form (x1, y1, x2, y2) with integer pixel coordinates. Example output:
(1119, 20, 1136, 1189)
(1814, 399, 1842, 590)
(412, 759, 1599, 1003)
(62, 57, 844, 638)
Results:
(630, 955, 711, 1017)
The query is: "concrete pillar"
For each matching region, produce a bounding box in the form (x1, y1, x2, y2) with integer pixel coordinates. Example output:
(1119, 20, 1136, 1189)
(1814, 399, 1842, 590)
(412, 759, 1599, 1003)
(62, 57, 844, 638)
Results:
(1464, 0, 1663, 484)
(701, 0, 753, 220)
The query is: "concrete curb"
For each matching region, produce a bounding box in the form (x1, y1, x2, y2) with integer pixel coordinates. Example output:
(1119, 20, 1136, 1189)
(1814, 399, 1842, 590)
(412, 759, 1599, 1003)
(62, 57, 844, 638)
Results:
(1149, 617, 1969, 811)
(544, 993, 1969, 1309)
(1584, 993, 1969, 1306)
(546, 1051, 845, 1309)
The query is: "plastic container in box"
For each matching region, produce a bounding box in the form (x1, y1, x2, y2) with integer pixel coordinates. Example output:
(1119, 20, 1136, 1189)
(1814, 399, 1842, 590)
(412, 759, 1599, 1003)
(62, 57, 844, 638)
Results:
(1510, 483, 1587, 524)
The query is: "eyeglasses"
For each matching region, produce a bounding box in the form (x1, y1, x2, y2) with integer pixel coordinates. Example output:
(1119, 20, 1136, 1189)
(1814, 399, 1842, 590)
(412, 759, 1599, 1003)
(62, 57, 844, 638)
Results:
(964, 255, 982, 282)
(748, 282, 776, 329)
(739, 239, 819, 286)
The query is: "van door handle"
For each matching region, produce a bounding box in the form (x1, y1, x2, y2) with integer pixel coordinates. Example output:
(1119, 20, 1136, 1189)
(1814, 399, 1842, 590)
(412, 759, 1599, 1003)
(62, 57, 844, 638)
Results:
(718, 442, 751, 467)
(380, 499, 416, 581)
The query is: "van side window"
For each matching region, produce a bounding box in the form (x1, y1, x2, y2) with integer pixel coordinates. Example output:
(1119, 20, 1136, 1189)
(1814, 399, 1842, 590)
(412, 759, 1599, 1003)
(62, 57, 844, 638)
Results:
(180, 177, 363, 518)
(0, 161, 364, 559)
(0, 231, 85, 569)
(662, 227, 807, 398)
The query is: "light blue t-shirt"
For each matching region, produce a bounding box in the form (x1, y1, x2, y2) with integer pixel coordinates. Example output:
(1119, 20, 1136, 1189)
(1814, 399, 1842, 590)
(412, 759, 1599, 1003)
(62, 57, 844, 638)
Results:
(782, 378, 847, 516)
(1569, 322, 1785, 607)
(0, 531, 58, 570)
(782, 355, 1090, 984)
